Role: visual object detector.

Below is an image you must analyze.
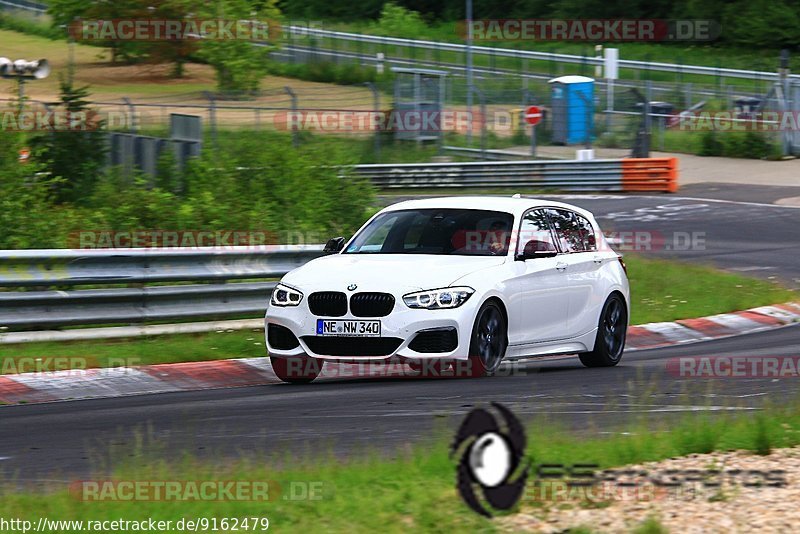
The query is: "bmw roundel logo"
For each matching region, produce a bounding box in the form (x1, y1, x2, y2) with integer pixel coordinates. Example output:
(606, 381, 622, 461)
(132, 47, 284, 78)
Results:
(451, 402, 529, 517)
(347, 283, 358, 291)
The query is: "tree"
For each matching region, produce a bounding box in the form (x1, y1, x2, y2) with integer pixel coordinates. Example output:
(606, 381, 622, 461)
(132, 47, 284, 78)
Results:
(30, 79, 107, 204)
(49, 0, 200, 76)
(195, 0, 281, 95)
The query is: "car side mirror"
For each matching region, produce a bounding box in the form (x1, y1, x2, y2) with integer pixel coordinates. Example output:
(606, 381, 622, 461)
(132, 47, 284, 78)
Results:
(516, 239, 558, 261)
(323, 237, 346, 254)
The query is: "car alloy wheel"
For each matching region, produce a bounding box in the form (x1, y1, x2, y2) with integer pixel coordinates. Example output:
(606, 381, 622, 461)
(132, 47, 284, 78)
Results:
(579, 294, 627, 368)
(602, 297, 626, 360)
(457, 301, 507, 378)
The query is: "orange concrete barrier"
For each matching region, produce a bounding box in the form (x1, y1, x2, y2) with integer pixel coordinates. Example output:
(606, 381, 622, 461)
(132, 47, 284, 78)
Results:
(622, 157, 678, 193)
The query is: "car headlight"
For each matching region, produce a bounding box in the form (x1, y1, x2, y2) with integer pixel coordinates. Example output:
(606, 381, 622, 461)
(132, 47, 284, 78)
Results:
(270, 283, 303, 307)
(403, 287, 475, 309)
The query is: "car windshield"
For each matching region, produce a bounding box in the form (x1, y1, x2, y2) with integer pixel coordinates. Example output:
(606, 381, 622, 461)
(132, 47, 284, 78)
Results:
(344, 208, 515, 256)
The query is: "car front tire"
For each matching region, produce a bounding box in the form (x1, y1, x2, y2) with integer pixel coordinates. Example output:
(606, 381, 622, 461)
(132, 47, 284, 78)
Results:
(579, 293, 627, 368)
(455, 300, 508, 378)
(270, 355, 324, 384)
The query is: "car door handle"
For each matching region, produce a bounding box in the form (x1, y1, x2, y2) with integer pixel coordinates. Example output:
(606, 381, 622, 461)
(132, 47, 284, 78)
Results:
(556, 262, 568, 271)
(593, 256, 604, 264)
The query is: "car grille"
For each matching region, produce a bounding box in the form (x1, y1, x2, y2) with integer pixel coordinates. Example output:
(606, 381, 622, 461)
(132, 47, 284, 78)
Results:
(301, 336, 403, 357)
(308, 292, 347, 317)
(267, 323, 300, 350)
(408, 328, 458, 353)
(350, 292, 395, 317)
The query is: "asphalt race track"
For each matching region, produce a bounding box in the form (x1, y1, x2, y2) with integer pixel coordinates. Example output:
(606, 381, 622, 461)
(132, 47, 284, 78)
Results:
(1, 191, 798, 482)
(542, 193, 800, 289)
(2, 324, 799, 482)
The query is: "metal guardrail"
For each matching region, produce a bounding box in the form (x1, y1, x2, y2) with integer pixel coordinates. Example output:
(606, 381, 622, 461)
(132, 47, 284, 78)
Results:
(353, 157, 678, 192)
(0, 0, 46, 13)
(0, 0, 793, 84)
(0, 246, 324, 330)
(0, 157, 675, 330)
(289, 26, 800, 83)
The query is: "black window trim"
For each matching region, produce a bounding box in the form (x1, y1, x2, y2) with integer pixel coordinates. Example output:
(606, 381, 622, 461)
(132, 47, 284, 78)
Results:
(518, 206, 596, 255)
(516, 207, 563, 256)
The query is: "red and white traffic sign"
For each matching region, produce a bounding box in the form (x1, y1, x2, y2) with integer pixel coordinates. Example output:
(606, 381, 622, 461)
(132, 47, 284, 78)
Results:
(524, 105, 542, 126)
(18, 147, 30, 164)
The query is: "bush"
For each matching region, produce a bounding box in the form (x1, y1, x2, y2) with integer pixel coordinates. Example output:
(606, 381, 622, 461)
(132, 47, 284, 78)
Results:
(80, 135, 376, 244)
(0, 136, 74, 249)
(698, 130, 777, 159)
(266, 61, 392, 86)
(699, 131, 724, 156)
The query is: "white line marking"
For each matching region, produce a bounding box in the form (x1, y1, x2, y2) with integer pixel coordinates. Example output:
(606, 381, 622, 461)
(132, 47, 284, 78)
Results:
(728, 266, 776, 272)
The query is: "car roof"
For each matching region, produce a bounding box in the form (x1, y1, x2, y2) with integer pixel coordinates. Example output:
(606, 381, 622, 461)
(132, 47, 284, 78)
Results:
(381, 196, 595, 219)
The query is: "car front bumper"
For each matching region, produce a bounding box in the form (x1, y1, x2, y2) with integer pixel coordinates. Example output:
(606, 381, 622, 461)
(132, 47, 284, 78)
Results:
(265, 296, 481, 363)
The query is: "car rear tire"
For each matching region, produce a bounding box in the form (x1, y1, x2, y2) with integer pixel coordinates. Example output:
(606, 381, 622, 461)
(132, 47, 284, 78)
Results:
(455, 301, 507, 378)
(579, 293, 627, 368)
(270, 355, 324, 384)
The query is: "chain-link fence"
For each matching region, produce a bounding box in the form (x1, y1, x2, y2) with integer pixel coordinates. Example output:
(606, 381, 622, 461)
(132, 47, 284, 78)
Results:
(2, 65, 796, 163)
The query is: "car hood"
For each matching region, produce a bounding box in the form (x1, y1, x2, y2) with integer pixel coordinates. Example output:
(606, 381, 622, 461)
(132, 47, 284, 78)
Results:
(281, 254, 506, 294)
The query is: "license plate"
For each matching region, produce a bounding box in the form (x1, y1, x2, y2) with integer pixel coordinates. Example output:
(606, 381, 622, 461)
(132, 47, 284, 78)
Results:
(316, 319, 381, 337)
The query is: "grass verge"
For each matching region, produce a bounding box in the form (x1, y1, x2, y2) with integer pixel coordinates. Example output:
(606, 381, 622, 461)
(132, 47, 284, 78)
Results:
(0, 255, 793, 372)
(3, 396, 800, 532)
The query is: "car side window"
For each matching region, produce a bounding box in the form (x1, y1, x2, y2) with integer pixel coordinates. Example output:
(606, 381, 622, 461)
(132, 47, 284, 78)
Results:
(545, 209, 584, 253)
(517, 209, 558, 255)
(574, 214, 597, 252)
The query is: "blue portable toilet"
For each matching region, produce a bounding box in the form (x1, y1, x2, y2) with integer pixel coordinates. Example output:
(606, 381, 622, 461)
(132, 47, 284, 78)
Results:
(548, 75, 594, 145)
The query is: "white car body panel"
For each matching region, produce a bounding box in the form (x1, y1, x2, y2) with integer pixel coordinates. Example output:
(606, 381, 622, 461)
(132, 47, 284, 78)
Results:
(265, 196, 630, 365)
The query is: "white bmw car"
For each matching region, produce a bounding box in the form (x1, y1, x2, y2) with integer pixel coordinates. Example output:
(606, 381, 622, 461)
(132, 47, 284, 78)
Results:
(265, 196, 629, 383)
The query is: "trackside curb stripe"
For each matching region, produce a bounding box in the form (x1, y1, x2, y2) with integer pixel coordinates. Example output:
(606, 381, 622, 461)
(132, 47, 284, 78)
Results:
(0, 302, 796, 405)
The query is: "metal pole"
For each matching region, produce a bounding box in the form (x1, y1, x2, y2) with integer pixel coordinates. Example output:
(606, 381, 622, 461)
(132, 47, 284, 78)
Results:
(284, 86, 299, 148)
(17, 79, 24, 114)
(525, 90, 535, 157)
(465, 0, 473, 146)
(779, 49, 791, 156)
(203, 91, 217, 148)
(469, 85, 486, 158)
(122, 96, 136, 133)
(365, 82, 380, 159)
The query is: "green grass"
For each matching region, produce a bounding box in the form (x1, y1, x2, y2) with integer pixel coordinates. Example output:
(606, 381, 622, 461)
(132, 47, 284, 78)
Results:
(4, 397, 800, 532)
(0, 329, 266, 373)
(625, 255, 794, 324)
(0, 255, 793, 373)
